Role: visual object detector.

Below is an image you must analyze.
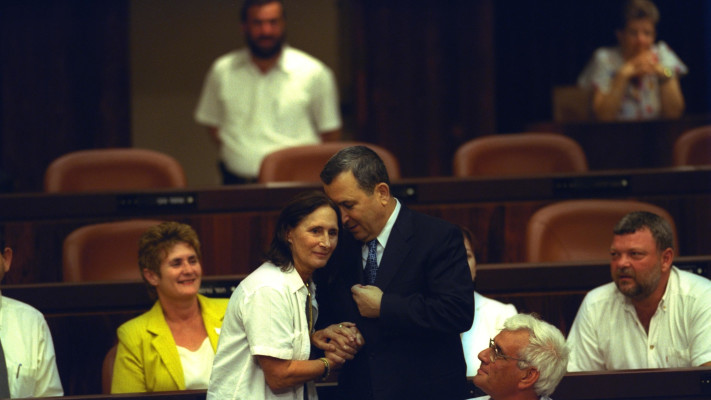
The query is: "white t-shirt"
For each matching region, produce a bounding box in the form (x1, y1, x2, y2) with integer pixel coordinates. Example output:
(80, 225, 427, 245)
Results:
(567, 266, 711, 371)
(0, 293, 63, 397)
(206, 262, 317, 400)
(195, 45, 342, 178)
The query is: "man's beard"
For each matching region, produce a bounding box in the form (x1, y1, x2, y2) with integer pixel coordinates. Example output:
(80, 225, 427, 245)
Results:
(614, 263, 662, 300)
(246, 34, 284, 59)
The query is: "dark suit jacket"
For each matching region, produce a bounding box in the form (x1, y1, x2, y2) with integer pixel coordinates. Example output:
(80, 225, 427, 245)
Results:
(315, 204, 474, 400)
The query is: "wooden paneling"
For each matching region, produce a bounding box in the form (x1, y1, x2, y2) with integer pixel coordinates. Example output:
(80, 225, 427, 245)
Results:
(0, 1, 131, 193)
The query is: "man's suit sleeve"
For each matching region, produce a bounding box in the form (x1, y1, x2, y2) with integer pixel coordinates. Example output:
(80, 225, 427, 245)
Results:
(379, 222, 474, 335)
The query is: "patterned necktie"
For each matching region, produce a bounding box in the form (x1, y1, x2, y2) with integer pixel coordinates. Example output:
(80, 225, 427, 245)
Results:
(364, 239, 379, 285)
(0, 338, 10, 399)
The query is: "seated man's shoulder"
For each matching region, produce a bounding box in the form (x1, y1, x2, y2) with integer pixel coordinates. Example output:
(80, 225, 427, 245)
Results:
(675, 268, 711, 297)
(581, 282, 619, 307)
(1, 295, 45, 320)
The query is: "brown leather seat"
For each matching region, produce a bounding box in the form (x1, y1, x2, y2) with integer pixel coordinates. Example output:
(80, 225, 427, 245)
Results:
(672, 125, 711, 166)
(45, 148, 187, 192)
(62, 219, 163, 282)
(453, 133, 588, 177)
(102, 344, 117, 394)
(526, 199, 677, 263)
(258, 142, 401, 183)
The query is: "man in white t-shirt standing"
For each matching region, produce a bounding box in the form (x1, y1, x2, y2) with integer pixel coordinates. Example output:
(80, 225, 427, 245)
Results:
(567, 211, 711, 371)
(195, 0, 342, 184)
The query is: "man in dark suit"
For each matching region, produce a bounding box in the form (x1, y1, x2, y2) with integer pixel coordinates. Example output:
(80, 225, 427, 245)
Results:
(313, 145, 474, 399)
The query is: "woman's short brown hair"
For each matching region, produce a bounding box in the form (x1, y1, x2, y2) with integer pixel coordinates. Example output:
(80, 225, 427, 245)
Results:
(138, 221, 201, 297)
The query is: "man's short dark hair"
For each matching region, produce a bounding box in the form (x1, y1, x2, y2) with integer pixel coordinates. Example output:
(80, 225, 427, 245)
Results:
(320, 146, 390, 193)
(241, 0, 285, 22)
(613, 211, 674, 252)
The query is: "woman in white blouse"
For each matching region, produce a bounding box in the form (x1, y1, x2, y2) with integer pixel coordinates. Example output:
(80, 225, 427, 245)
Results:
(578, 0, 686, 121)
(208, 191, 362, 400)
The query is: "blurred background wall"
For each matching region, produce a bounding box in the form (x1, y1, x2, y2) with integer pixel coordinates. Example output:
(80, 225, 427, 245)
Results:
(1, 0, 709, 191)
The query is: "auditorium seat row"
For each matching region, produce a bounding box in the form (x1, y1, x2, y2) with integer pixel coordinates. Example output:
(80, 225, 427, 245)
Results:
(42, 125, 711, 190)
(61, 198, 677, 283)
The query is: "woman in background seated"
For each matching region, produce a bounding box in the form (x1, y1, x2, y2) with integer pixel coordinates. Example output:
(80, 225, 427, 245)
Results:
(578, 0, 686, 121)
(459, 226, 517, 377)
(112, 222, 228, 393)
(207, 191, 362, 400)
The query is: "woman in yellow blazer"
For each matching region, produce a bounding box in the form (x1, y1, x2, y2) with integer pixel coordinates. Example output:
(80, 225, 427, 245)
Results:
(111, 222, 228, 393)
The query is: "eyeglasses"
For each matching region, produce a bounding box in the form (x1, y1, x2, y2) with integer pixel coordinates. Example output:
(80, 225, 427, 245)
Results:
(488, 338, 526, 363)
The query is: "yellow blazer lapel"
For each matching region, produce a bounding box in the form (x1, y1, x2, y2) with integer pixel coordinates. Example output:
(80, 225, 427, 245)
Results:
(145, 302, 185, 390)
(197, 294, 226, 352)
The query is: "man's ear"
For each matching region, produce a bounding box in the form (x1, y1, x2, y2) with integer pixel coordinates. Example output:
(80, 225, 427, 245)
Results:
(660, 247, 674, 273)
(1, 247, 12, 273)
(518, 367, 540, 391)
(374, 182, 391, 205)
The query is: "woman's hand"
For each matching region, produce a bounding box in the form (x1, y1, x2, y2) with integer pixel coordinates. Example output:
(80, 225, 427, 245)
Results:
(620, 50, 659, 79)
(312, 322, 365, 358)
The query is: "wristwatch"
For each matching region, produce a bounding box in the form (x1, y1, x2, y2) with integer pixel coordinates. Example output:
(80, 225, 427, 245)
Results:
(660, 66, 673, 82)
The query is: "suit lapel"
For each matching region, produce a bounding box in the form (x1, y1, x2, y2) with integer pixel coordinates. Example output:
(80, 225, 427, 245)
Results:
(374, 205, 413, 289)
(146, 302, 184, 389)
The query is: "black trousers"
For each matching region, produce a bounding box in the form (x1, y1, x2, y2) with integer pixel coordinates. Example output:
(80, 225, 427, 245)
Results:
(219, 162, 257, 185)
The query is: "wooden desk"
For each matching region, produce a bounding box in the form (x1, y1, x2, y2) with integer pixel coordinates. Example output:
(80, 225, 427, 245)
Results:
(554, 367, 711, 400)
(2, 167, 711, 284)
(16, 368, 711, 399)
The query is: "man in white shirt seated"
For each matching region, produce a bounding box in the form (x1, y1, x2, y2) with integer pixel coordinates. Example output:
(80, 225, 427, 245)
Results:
(567, 211, 711, 371)
(469, 313, 569, 400)
(0, 231, 63, 397)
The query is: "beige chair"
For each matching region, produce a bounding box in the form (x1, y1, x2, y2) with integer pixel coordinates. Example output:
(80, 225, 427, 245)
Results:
(453, 133, 588, 177)
(62, 219, 163, 282)
(258, 142, 401, 183)
(525, 199, 677, 263)
(45, 148, 187, 192)
(672, 125, 711, 166)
